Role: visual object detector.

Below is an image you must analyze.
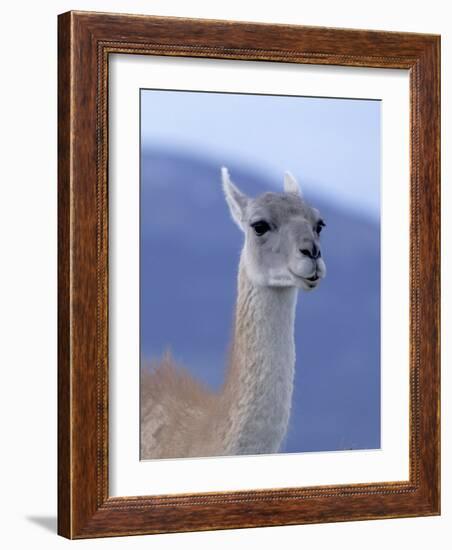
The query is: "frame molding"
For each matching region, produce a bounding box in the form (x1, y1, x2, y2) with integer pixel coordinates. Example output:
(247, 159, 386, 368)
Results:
(58, 11, 440, 538)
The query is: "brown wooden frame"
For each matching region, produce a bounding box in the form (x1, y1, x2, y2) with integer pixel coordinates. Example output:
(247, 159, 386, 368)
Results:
(58, 10, 440, 539)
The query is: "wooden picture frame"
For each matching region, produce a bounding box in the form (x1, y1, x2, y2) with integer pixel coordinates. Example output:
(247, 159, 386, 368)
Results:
(58, 10, 440, 539)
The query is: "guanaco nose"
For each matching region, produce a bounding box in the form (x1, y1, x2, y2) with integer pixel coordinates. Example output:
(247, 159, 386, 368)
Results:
(300, 244, 321, 260)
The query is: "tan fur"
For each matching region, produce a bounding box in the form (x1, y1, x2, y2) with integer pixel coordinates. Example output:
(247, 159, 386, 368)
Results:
(140, 353, 224, 458)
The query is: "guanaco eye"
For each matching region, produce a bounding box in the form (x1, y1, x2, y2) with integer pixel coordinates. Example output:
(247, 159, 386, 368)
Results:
(251, 220, 271, 236)
(315, 220, 326, 234)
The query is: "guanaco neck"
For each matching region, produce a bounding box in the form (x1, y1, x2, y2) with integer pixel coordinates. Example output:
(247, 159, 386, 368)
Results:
(220, 254, 298, 455)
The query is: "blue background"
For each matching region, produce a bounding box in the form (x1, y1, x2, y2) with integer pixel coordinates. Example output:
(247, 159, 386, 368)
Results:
(140, 90, 381, 453)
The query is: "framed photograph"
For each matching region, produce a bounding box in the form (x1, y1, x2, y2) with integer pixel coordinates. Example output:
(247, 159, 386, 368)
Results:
(58, 11, 440, 538)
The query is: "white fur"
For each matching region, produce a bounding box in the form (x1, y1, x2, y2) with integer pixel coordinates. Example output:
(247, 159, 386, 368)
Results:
(221, 166, 248, 230)
(284, 170, 303, 196)
(221, 255, 297, 454)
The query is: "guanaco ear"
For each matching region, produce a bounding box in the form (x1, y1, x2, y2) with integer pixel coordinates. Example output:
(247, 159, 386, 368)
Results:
(221, 167, 248, 231)
(284, 171, 303, 197)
